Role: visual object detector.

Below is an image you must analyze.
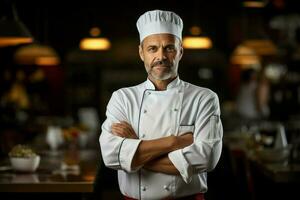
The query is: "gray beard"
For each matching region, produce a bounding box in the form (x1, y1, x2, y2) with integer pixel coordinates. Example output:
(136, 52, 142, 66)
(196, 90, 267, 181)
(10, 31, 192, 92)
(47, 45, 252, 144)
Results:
(147, 69, 175, 81)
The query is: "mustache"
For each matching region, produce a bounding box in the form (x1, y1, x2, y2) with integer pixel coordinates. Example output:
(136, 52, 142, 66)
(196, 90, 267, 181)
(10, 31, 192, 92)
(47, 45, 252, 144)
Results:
(151, 60, 172, 68)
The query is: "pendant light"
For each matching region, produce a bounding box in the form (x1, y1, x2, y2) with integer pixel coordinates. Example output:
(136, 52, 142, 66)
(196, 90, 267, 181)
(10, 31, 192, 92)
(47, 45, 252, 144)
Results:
(79, 5, 111, 51)
(0, 2, 33, 47)
(79, 26, 111, 51)
(231, 0, 277, 68)
(242, 39, 277, 56)
(182, 0, 213, 49)
(230, 44, 261, 68)
(14, 43, 60, 66)
(243, 0, 269, 8)
(13, 6, 60, 66)
(183, 25, 212, 49)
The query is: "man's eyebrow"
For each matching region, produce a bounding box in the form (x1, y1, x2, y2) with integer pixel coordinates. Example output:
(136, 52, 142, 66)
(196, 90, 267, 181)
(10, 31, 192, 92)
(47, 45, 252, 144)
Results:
(165, 44, 175, 47)
(146, 44, 157, 48)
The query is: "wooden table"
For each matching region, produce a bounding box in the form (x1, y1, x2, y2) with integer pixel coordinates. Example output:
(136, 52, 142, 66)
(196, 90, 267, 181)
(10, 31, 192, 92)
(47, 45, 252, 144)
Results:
(0, 149, 100, 193)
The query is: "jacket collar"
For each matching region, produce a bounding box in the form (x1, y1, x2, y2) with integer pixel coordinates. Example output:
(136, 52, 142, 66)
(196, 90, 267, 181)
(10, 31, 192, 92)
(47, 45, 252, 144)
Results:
(145, 76, 181, 90)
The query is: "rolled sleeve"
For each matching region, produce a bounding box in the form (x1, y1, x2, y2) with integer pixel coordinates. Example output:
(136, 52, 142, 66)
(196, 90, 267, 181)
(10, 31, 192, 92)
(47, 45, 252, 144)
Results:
(119, 138, 142, 172)
(100, 91, 141, 172)
(169, 92, 223, 183)
(168, 149, 192, 183)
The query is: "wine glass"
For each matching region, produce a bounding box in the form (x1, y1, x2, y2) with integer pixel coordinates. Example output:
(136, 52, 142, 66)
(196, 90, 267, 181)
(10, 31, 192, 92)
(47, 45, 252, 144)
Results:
(46, 126, 64, 154)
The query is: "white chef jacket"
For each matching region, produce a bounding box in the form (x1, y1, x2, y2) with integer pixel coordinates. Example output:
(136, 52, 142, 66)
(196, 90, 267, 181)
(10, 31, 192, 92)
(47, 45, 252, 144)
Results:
(99, 77, 223, 200)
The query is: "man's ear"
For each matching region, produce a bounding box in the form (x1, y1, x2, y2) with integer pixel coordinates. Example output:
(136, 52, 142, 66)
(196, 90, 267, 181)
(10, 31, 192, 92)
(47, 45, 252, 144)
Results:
(179, 45, 183, 60)
(139, 45, 144, 61)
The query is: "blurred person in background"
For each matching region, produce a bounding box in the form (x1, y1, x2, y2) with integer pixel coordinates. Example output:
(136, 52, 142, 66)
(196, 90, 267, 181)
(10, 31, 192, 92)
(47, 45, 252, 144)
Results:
(236, 68, 270, 121)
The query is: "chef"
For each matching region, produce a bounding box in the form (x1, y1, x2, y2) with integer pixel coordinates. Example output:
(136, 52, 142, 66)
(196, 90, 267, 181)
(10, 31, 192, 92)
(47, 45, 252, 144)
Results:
(99, 9, 223, 200)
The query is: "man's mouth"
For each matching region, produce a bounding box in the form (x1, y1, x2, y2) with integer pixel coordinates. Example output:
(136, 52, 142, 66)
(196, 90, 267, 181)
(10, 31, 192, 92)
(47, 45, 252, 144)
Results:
(151, 61, 171, 68)
(153, 64, 168, 68)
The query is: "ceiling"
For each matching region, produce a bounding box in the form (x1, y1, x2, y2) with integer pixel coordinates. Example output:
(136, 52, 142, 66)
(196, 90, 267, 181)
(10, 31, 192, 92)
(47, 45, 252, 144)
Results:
(1, 0, 300, 57)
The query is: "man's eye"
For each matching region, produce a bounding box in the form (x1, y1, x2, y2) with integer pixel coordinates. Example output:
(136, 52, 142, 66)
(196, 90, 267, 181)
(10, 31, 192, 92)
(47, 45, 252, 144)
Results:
(166, 46, 175, 52)
(148, 47, 157, 52)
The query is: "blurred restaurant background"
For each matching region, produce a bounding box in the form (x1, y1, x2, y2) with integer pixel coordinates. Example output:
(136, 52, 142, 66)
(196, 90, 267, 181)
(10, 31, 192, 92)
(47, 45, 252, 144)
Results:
(1, 0, 300, 199)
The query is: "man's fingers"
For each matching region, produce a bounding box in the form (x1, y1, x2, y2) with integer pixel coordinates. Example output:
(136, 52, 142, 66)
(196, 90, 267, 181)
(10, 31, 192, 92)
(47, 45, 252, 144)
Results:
(111, 126, 125, 136)
(113, 123, 130, 129)
(111, 127, 120, 135)
(112, 126, 135, 138)
(111, 122, 137, 139)
(113, 125, 130, 135)
(112, 123, 124, 128)
(119, 121, 134, 130)
(113, 123, 134, 133)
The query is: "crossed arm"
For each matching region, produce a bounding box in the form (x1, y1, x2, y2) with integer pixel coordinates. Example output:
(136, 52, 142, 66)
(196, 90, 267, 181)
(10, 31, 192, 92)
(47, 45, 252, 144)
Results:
(111, 122, 193, 175)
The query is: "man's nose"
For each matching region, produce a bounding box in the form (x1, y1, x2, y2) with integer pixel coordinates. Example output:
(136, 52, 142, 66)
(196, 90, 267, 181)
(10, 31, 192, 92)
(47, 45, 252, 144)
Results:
(156, 48, 167, 61)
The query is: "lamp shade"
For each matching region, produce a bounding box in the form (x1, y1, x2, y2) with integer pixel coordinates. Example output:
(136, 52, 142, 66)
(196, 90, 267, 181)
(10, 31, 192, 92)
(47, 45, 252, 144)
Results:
(243, 0, 267, 8)
(0, 19, 33, 47)
(183, 26, 212, 49)
(14, 43, 60, 66)
(183, 36, 212, 49)
(243, 39, 278, 56)
(79, 27, 111, 50)
(230, 44, 261, 68)
(80, 38, 111, 50)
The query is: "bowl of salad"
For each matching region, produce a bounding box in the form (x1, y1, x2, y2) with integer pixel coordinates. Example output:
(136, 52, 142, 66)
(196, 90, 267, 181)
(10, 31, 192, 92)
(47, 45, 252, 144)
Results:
(9, 145, 40, 172)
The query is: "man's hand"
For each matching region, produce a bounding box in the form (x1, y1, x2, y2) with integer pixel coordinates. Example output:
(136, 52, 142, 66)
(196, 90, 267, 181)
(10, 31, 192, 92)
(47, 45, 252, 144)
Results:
(131, 132, 193, 169)
(141, 133, 193, 174)
(144, 155, 180, 175)
(173, 132, 193, 150)
(111, 121, 138, 139)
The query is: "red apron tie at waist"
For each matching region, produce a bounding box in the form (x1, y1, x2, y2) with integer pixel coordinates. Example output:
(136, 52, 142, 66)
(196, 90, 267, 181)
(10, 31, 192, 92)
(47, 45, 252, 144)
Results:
(124, 193, 205, 200)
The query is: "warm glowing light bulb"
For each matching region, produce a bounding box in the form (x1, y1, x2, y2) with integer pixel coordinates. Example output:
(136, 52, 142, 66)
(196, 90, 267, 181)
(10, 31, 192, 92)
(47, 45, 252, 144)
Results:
(90, 27, 101, 37)
(183, 36, 212, 49)
(190, 26, 201, 36)
(80, 38, 111, 50)
(0, 37, 33, 47)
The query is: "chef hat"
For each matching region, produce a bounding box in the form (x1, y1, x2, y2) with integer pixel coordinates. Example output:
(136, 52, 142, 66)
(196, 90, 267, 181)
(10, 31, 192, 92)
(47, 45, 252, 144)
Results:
(136, 10, 183, 42)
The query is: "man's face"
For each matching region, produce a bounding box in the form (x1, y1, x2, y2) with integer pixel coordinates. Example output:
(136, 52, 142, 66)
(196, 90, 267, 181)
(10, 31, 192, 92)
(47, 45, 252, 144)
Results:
(139, 34, 183, 81)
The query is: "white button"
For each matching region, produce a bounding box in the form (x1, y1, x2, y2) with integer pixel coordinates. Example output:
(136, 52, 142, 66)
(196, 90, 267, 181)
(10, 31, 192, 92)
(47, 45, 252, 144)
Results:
(141, 134, 146, 138)
(148, 92, 151, 95)
(143, 109, 147, 113)
(141, 186, 146, 191)
(174, 108, 178, 112)
(163, 185, 169, 190)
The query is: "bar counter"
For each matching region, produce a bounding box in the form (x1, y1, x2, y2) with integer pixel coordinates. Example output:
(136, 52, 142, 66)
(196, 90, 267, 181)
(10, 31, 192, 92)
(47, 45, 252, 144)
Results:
(0, 149, 100, 192)
(224, 133, 300, 183)
(224, 132, 300, 199)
